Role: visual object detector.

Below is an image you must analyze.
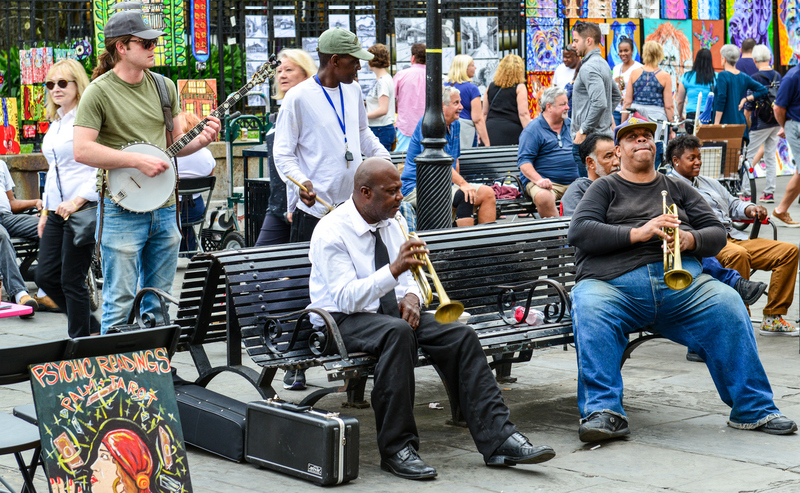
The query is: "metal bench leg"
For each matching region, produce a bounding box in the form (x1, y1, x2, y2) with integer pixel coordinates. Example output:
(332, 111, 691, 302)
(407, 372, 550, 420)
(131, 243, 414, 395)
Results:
(14, 447, 39, 493)
(621, 333, 665, 368)
(492, 354, 517, 384)
(342, 377, 370, 409)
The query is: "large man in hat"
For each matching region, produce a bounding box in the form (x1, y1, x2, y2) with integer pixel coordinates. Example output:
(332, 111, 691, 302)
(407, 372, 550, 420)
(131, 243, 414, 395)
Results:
(273, 27, 391, 390)
(73, 3, 220, 333)
(567, 118, 796, 443)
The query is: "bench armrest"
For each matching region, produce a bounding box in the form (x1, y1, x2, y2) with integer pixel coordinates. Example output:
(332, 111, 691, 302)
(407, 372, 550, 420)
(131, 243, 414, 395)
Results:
(258, 308, 350, 361)
(496, 278, 571, 326)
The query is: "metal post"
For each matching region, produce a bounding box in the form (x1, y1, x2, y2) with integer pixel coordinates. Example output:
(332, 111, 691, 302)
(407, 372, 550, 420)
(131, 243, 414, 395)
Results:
(415, 0, 454, 231)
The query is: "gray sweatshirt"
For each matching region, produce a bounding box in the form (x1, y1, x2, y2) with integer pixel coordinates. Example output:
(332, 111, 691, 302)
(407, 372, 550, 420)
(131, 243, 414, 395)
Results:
(571, 48, 622, 140)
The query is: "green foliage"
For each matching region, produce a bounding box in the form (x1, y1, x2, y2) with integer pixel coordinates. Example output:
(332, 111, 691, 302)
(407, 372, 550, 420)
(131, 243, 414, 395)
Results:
(0, 46, 21, 99)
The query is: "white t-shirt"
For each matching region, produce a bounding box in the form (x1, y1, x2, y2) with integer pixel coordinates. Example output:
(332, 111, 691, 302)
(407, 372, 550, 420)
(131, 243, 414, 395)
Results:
(613, 61, 643, 111)
(366, 74, 395, 127)
(176, 147, 216, 199)
(552, 64, 576, 89)
(273, 77, 391, 218)
(0, 159, 14, 214)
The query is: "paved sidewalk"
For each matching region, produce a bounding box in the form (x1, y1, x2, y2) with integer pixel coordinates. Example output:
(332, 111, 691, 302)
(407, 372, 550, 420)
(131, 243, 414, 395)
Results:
(2, 175, 800, 492)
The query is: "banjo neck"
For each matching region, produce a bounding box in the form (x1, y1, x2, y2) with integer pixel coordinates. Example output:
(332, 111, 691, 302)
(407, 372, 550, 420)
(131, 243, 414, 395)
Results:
(164, 79, 258, 158)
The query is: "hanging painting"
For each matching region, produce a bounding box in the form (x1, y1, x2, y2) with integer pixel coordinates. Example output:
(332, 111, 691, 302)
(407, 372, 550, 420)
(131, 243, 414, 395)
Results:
(617, 0, 659, 18)
(778, 0, 800, 66)
(178, 79, 218, 118)
(527, 72, 553, 118)
(558, 0, 587, 18)
(644, 19, 693, 95)
(527, 17, 564, 72)
(726, 0, 773, 48)
(661, 0, 688, 19)
(568, 19, 607, 58)
(692, 20, 725, 70)
(1, 98, 20, 155)
(526, 0, 558, 17)
(607, 19, 642, 70)
(693, 0, 721, 19)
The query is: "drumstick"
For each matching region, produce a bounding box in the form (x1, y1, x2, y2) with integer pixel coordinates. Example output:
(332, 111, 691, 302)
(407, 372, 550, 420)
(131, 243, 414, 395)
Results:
(286, 175, 334, 212)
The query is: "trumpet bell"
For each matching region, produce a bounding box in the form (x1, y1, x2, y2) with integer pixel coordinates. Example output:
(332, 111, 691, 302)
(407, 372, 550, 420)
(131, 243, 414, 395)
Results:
(434, 300, 465, 324)
(665, 269, 693, 290)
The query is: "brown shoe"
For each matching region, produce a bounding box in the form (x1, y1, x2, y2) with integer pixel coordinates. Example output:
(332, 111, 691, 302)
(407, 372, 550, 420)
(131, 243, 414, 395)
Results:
(772, 210, 800, 228)
(34, 295, 61, 312)
(19, 294, 38, 319)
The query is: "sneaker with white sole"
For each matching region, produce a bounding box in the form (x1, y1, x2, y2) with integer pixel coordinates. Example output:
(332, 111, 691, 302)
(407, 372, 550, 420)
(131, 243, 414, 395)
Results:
(759, 193, 775, 203)
(760, 315, 800, 336)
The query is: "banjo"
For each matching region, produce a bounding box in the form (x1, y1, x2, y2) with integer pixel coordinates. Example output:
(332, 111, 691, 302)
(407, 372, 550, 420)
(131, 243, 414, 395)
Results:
(107, 56, 279, 212)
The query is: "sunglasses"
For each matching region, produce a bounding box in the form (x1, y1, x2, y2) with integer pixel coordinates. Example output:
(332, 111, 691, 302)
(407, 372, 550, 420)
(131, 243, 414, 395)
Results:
(44, 80, 74, 90)
(130, 38, 157, 50)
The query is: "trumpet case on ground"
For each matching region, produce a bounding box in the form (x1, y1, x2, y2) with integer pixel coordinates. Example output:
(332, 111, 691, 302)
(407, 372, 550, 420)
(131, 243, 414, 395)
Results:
(245, 399, 359, 486)
(174, 382, 248, 462)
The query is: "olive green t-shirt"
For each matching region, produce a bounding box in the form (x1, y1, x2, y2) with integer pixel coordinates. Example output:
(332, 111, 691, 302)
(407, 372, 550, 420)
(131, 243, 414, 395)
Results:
(75, 69, 181, 207)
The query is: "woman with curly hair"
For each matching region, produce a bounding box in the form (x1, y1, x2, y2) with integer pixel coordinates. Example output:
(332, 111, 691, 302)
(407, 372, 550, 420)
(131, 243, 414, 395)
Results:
(366, 43, 396, 152)
(482, 54, 531, 146)
(446, 54, 490, 148)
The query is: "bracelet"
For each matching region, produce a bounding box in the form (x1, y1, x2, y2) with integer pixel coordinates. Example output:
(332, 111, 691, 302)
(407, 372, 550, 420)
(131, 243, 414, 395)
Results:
(41, 210, 48, 216)
(71, 199, 78, 209)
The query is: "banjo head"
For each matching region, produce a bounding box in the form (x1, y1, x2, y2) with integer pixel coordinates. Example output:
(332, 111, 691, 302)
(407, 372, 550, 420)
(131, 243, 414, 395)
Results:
(109, 143, 177, 212)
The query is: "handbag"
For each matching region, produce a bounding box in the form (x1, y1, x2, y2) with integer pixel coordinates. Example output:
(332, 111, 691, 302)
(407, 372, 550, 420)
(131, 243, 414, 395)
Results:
(66, 201, 98, 247)
(53, 158, 98, 247)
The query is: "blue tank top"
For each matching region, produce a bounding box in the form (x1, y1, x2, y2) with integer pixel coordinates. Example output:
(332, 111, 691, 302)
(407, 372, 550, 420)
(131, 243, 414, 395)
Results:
(632, 69, 665, 107)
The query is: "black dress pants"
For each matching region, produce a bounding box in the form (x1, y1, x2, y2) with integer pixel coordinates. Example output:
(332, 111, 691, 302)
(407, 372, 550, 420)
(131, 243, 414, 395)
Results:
(332, 311, 516, 461)
(35, 214, 100, 338)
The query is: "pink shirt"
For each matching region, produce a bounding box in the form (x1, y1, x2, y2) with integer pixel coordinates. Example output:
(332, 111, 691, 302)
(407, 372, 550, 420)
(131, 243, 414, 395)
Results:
(393, 64, 426, 136)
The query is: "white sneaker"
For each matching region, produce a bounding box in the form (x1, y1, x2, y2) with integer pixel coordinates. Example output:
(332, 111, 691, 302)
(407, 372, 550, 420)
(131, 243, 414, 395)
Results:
(760, 315, 800, 336)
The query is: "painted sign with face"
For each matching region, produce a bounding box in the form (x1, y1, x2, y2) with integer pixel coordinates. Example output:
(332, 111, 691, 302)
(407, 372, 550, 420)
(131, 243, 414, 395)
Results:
(644, 19, 693, 96)
(527, 17, 564, 72)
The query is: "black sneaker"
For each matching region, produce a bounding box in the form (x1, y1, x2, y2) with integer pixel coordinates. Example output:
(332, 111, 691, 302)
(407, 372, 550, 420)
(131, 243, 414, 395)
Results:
(734, 278, 768, 306)
(283, 369, 307, 390)
(686, 351, 704, 363)
(578, 411, 630, 442)
(755, 416, 798, 435)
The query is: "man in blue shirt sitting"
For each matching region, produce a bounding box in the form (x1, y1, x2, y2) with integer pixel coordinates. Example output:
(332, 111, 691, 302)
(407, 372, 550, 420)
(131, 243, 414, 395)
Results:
(401, 86, 496, 227)
(517, 86, 579, 218)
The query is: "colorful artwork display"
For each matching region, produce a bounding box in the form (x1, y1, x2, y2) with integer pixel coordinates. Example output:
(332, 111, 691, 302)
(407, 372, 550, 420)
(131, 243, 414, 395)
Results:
(527, 18, 564, 72)
(692, 20, 725, 69)
(661, 0, 688, 19)
(178, 79, 218, 118)
(726, 0, 773, 48)
(568, 19, 608, 58)
(93, 0, 187, 67)
(752, 138, 798, 177)
(527, 72, 554, 118)
(558, 0, 587, 18)
(526, 0, 558, 18)
(190, 0, 210, 64)
(608, 19, 643, 69)
(1, 98, 20, 155)
(693, 0, 721, 19)
(778, 1, 800, 66)
(644, 19, 693, 93)
(617, 0, 660, 18)
(30, 350, 192, 493)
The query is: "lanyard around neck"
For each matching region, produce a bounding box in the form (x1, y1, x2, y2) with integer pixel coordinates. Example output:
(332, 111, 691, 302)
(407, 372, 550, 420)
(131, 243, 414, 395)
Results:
(315, 75, 347, 141)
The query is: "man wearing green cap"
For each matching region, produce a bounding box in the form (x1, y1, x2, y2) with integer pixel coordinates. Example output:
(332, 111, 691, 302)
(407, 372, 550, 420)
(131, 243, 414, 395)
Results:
(73, 2, 220, 334)
(274, 27, 391, 244)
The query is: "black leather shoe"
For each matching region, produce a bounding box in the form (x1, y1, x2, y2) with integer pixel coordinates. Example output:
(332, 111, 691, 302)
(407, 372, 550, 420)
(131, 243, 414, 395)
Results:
(755, 416, 798, 435)
(380, 445, 437, 480)
(686, 351, 705, 363)
(578, 412, 630, 442)
(486, 432, 555, 466)
(735, 278, 768, 306)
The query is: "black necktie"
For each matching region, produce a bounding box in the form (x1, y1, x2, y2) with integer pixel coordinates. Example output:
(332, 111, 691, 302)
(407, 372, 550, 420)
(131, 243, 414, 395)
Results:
(373, 228, 401, 317)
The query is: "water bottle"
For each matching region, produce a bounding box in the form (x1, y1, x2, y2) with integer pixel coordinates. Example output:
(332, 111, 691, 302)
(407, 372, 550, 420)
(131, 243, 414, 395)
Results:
(514, 306, 544, 326)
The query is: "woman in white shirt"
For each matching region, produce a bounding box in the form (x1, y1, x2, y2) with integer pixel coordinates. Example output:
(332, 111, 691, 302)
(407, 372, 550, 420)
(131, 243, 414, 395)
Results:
(175, 112, 216, 253)
(612, 37, 642, 126)
(36, 59, 100, 337)
(365, 43, 396, 152)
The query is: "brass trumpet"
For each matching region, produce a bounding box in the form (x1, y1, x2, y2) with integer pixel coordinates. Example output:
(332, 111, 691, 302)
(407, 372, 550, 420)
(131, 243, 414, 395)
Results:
(661, 190, 693, 290)
(395, 213, 464, 324)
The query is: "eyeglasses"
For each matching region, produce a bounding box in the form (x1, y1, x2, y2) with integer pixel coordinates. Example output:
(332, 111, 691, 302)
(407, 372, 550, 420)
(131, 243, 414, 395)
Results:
(130, 38, 157, 50)
(44, 80, 74, 90)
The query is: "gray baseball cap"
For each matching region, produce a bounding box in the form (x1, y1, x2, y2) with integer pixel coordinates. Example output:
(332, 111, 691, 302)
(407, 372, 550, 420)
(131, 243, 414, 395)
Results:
(104, 3, 164, 39)
(317, 28, 373, 60)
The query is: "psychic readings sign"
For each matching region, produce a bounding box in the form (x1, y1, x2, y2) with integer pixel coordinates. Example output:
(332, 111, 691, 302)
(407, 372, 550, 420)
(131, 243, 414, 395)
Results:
(30, 349, 192, 493)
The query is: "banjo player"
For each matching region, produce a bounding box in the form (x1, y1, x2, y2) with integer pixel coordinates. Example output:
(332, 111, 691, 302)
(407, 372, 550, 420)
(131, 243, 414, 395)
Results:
(73, 3, 220, 333)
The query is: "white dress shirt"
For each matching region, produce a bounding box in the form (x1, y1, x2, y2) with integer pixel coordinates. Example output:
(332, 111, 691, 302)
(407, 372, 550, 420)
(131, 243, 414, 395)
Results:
(0, 159, 14, 213)
(308, 198, 421, 325)
(41, 107, 99, 210)
(273, 77, 391, 218)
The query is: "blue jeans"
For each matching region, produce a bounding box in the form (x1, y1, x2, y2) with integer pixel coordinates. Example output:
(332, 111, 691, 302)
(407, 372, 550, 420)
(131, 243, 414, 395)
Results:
(0, 213, 38, 299)
(613, 110, 622, 126)
(99, 200, 181, 333)
(370, 124, 396, 152)
(571, 259, 781, 428)
(702, 256, 740, 288)
(572, 143, 587, 178)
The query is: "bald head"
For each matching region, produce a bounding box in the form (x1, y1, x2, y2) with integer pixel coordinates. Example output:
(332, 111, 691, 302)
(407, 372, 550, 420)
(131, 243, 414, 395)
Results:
(353, 157, 404, 223)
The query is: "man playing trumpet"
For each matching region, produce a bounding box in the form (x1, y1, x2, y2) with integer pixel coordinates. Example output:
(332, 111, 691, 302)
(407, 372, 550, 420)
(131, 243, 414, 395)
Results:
(568, 118, 796, 442)
(307, 157, 555, 480)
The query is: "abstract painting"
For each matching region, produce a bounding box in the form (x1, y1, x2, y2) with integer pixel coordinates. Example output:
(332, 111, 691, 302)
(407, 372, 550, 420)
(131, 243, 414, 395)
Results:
(661, 0, 688, 19)
(527, 17, 564, 72)
(692, 20, 725, 70)
(726, 0, 773, 48)
(30, 350, 192, 493)
(617, 0, 659, 18)
(607, 19, 642, 70)
(587, 0, 615, 18)
(644, 19, 693, 94)
(778, 0, 800, 66)
(558, 0, 587, 18)
(693, 0, 721, 19)
(753, 138, 797, 177)
(527, 72, 554, 118)
(1, 98, 20, 155)
(526, 0, 558, 18)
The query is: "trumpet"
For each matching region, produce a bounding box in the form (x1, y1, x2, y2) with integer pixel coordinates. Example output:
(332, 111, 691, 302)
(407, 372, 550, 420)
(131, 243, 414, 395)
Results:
(661, 190, 693, 290)
(394, 213, 464, 324)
